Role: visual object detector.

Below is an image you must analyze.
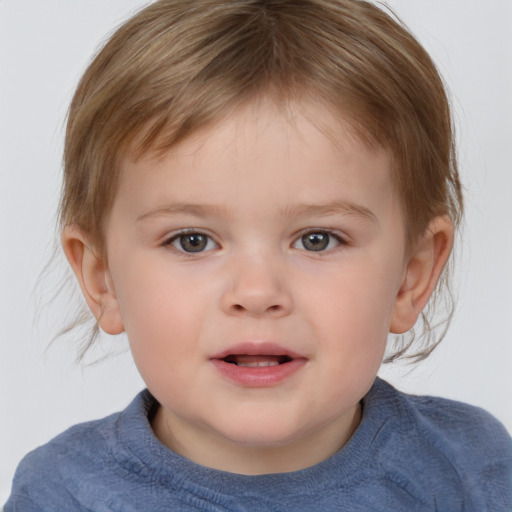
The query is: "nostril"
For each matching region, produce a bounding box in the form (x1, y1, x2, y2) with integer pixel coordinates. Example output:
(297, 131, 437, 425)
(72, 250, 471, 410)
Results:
(230, 303, 283, 314)
(223, 288, 292, 317)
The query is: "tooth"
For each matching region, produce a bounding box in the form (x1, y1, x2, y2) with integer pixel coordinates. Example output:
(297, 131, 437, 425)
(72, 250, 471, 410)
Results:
(237, 361, 280, 367)
(259, 361, 279, 367)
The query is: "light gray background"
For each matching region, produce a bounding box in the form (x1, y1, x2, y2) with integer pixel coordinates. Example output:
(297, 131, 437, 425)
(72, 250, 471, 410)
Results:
(1, 0, 511, 502)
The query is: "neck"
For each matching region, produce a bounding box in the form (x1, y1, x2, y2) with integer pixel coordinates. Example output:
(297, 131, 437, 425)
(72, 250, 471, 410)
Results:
(152, 402, 362, 475)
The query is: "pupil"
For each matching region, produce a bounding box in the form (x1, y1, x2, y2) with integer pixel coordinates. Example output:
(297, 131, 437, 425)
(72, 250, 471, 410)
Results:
(181, 234, 207, 252)
(303, 233, 329, 251)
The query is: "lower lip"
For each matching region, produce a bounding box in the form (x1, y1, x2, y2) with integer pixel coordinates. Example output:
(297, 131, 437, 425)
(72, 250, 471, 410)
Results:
(210, 358, 307, 387)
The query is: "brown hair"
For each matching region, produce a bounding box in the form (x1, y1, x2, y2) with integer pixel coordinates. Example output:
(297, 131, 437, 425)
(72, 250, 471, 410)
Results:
(60, 0, 463, 361)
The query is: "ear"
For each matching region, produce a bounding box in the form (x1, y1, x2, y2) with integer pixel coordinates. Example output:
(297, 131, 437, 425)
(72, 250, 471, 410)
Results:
(390, 216, 454, 334)
(61, 225, 124, 335)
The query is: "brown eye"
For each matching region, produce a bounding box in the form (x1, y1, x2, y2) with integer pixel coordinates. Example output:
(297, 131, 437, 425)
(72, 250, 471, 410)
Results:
(170, 233, 216, 253)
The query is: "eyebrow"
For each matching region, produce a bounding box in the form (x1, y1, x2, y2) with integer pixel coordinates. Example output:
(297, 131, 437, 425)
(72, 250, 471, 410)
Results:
(280, 200, 378, 224)
(136, 200, 377, 224)
(137, 203, 231, 222)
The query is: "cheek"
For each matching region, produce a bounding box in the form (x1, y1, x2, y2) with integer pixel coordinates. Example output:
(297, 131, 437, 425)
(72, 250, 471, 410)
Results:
(113, 254, 192, 325)
(124, 284, 203, 401)
(114, 259, 223, 364)
(299, 260, 401, 382)
(304, 262, 399, 335)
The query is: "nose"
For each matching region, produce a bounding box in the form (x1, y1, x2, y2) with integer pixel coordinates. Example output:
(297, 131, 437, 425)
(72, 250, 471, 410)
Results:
(220, 256, 293, 318)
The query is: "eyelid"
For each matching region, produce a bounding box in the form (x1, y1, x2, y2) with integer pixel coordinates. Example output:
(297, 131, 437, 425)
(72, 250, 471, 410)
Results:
(162, 228, 220, 253)
(291, 228, 350, 252)
(159, 227, 350, 254)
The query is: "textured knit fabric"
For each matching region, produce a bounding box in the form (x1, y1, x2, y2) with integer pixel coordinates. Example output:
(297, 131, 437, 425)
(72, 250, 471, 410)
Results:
(5, 378, 512, 511)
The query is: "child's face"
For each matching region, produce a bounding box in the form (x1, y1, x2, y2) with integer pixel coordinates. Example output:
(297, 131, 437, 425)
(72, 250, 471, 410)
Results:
(103, 100, 410, 471)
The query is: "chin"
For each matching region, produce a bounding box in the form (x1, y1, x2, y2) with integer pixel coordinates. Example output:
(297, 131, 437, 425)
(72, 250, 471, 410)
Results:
(213, 417, 307, 447)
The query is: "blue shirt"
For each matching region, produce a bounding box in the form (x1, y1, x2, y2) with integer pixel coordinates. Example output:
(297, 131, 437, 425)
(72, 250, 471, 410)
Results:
(5, 378, 512, 511)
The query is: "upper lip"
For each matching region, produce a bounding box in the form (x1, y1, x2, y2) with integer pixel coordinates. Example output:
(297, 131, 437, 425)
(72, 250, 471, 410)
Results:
(210, 342, 305, 360)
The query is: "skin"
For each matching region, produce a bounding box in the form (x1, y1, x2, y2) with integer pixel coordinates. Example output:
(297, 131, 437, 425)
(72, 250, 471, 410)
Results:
(63, 99, 453, 475)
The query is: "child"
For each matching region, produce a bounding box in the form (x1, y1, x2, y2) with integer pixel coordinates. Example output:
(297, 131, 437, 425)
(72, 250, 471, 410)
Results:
(5, 0, 511, 510)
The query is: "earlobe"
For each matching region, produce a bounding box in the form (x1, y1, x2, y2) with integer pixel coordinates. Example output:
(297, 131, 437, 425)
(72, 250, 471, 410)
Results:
(390, 216, 454, 334)
(61, 225, 124, 335)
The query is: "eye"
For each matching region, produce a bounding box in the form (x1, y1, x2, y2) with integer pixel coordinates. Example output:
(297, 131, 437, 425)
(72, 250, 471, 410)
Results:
(168, 232, 218, 253)
(293, 231, 343, 252)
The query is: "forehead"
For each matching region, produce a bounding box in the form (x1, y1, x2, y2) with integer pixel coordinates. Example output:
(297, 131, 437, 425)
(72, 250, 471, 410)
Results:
(115, 99, 397, 221)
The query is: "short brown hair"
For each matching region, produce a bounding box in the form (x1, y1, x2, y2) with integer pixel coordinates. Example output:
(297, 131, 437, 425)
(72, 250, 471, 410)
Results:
(60, 0, 463, 361)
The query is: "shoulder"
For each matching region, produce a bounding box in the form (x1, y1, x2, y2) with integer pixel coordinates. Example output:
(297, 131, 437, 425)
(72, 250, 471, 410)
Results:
(4, 390, 153, 512)
(372, 378, 511, 454)
(5, 414, 119, 511)
(401, 386, 512, 466)
(369, 379, 512, 509)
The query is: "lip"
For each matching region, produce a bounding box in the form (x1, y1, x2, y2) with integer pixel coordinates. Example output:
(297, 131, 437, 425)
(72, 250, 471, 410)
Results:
(211, 342, 304, 360)
(210, 342, 307, 387)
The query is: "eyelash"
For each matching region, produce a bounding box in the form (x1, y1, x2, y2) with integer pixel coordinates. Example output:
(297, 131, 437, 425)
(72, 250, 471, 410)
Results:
(163, 229, 219, 255)
(292, 230, 348, 253)
(162, 229, 349, 255)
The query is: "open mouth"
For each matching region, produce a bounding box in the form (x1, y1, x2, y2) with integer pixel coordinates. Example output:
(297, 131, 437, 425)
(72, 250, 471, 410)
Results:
(222, 355, 293, 367)
(211, 344, 306, 386)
